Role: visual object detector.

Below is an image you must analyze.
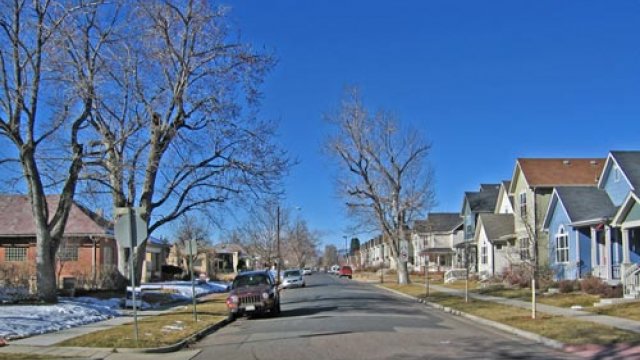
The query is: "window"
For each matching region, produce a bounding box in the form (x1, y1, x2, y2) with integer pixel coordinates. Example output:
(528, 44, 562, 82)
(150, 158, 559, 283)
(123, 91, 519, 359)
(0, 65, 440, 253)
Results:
(519, 192, 528, 217)
(480, 244, 488, 265)
(5, 247, 27, 261)
(555, 228, 569, 263)
(519, 237, 530, 260)
(57, 245, 78, 261)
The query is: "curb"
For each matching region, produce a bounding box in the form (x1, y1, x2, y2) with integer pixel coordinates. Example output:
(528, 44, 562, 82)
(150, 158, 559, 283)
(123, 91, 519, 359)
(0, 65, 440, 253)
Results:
(376, 285, 565, 350)
(115, 317, 231, 354)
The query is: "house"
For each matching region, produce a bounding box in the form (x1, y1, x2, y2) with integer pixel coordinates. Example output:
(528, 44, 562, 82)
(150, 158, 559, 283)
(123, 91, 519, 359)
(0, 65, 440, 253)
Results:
(412, 213, 462, 272)
(495, 181, 514, 215)
(457, 184, 500, 271)
(0, 195, 117, 290)
(213, 243, 252, 274)
(599, 151, 640, 297)
(140, 237, 170, 283)
(509, 158, 604, 268)
(475, 213, 516, 278)
(542, 187, 616, 281)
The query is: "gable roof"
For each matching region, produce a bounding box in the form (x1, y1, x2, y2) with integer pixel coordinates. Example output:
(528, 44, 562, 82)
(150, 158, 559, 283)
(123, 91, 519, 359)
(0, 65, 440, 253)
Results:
(476, 214, 514, 243)
(0, 195, 112, 237)
(543, 187, 617, 228)
(604, 151, 640, 194)
(464, 185, 500, 213)
(495, 180, 514, 213)
(414, 213, 462, 233)
(510, 158, 604, 192)
(213, 243, 246, 254)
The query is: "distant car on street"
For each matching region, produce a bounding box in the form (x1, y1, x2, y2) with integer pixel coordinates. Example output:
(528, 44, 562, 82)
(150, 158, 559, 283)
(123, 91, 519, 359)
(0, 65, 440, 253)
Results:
(338, 265, 353, 279)
(281, 269, 306, 289)
(329, 265, 340, 275)
(225, 270, 280, 320)
(302, 268, 312, 276)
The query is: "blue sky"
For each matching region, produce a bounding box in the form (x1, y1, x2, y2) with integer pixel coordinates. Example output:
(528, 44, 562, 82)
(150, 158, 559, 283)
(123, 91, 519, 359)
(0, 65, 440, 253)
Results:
(226, 1, 640, 250)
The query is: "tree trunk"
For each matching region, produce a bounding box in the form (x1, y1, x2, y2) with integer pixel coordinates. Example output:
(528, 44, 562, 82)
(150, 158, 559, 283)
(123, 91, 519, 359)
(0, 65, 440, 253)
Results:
(397, 259, 410, 285)
(35, 230, 58, 303)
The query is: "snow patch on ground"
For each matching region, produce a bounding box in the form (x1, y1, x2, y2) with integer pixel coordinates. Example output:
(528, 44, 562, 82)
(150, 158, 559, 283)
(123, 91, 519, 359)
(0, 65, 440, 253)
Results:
(0, 297, 119, 340)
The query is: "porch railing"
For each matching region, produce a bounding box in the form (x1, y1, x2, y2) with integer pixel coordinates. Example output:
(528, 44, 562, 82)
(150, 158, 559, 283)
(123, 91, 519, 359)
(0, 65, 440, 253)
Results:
(591, 265, 607, 279)
(623, 263, 640, 298)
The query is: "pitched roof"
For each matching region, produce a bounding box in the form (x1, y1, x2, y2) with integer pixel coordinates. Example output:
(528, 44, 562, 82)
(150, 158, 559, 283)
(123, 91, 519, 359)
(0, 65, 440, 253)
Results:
(213, 243, 246, 254)
(414, 213, 462, 233)
(516, 158, 604, 188)
(611, 151, 640, 193)
(465, 186, 500, 213)
(0, 195, 111, 237)
(555, 187, 617, 223)
(478, 214, 514, 242)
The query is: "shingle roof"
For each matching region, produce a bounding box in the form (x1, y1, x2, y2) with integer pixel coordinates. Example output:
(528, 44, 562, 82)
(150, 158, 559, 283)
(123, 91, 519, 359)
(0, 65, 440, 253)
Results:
(478, 214, 514, 242)
(213, 243, 246, 254)
(414, 213, 462, 233)
(555, 187, 617, 223)
(611, 151, 640, 193)
(466, 186, 500, 213)
(0, 195, 111, 237)
(518, 158, 604, 187)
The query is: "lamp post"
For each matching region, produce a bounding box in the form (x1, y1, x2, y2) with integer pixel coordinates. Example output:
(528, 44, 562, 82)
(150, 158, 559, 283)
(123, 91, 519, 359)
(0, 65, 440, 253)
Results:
(343, 235, 348, 265)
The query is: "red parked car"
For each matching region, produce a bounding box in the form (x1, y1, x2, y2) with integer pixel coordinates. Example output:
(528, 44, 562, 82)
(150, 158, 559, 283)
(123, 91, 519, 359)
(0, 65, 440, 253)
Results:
(338, 265, 353, 279)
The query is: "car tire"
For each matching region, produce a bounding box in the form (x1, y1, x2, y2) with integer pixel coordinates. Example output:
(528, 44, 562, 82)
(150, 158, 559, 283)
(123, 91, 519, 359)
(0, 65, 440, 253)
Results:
(228, 312, 237, 322)
(348, 275, 352, 279)
(302, 283, 306, 287)
(272, 301, 281, 316)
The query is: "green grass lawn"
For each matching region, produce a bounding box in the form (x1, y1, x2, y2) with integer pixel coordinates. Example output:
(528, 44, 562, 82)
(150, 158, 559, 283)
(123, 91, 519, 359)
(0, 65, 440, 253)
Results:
(382, 284, 640, 345)
(58, 295, 228, 349)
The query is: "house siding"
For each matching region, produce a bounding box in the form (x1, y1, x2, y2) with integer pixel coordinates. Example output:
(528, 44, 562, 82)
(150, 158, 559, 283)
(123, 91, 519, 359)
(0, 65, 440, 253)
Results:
(602, 163, 632, 207)
(547, 200, 576, 280)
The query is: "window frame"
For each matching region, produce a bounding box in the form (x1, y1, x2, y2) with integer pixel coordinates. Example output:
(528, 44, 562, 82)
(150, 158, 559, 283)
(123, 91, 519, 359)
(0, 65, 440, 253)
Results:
(519, 237, 530, 261)
(57, 244, 79, 261)
(480, 243, 488, 265)
(555, 227, 569, 264)
(5, 247, 27, 262)
(519, 191, 528, 217)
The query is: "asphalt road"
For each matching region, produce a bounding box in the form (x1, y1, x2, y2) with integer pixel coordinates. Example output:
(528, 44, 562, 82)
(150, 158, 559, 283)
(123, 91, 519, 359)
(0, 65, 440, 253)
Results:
(193, 273, 578, 360)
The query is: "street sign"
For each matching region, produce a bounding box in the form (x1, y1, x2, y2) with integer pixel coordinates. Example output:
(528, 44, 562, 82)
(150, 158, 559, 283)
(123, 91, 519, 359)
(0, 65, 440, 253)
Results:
(114, 207, 148, 248)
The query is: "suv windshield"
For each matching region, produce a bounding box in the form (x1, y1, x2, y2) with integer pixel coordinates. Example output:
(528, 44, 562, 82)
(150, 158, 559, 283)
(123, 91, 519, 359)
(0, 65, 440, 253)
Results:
(283, 270, 301, 277)
(233, 274, 270, 288)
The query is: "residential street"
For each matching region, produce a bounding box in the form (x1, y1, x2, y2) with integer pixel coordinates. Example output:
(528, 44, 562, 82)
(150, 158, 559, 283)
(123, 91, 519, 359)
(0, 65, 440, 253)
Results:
(192, 274, 577, 360)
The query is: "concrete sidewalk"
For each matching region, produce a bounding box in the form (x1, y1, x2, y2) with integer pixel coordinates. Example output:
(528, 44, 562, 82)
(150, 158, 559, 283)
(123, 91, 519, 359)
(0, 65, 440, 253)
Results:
(429, 284, 640, 333)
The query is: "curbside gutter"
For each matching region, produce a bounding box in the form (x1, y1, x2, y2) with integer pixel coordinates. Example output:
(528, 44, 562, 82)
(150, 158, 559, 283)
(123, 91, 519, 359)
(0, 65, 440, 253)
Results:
(376, 285, 565, 351)
(116, 317, 232, 354)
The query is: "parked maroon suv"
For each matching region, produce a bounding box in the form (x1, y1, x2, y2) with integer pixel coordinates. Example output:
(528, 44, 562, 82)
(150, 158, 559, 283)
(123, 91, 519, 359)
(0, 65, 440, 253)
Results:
(338, 265, 353, 279)
(226, 270, 280, 320)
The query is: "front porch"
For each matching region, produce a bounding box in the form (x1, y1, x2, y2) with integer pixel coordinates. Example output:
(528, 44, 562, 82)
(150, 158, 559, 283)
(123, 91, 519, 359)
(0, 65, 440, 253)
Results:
(612, 193, 640, 298)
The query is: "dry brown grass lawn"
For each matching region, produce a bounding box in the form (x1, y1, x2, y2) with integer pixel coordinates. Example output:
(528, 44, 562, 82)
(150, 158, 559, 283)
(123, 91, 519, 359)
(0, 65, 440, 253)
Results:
(0, 354, 71, 360)
(588, 301, 640, 321)
(383, 284, 640, 345)
(58, 295, 228, 349)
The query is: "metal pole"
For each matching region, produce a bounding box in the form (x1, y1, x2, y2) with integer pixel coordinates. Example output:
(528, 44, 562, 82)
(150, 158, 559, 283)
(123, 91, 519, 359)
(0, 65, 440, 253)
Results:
(276, 206, 281, 283)
(425, 259, 430, 298)
(128, 208, 139, 346)
(189, 239, 197, 322)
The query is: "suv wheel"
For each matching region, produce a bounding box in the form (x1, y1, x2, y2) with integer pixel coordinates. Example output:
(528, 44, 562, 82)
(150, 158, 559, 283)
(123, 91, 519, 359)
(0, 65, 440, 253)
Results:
(228, 312, 237, 322)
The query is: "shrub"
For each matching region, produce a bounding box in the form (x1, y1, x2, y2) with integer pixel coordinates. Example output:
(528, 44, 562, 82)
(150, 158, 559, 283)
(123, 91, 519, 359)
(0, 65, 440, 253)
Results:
(580, 276, 621, 298)
(501, 265, 532, 288)
(558, 280, 578, 293)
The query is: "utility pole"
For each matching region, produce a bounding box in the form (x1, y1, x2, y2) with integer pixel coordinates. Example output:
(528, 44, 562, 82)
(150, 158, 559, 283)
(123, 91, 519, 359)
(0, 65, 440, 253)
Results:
(276, 205, 281, 284)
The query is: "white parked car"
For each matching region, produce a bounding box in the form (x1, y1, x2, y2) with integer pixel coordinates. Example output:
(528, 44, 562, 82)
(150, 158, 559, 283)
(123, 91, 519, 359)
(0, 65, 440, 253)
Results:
(302, 268, 312, 276)
(280, 269, 306, 289)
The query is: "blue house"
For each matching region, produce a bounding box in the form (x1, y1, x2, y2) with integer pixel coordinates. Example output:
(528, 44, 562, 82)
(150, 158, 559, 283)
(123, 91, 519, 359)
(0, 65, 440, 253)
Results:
(542, 187, 616, 281)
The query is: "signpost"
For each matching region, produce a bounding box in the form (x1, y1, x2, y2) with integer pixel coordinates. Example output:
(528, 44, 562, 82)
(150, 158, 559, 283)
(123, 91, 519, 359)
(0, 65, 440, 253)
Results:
(114, 207, 147, 347)
(188, 238, 198, 322)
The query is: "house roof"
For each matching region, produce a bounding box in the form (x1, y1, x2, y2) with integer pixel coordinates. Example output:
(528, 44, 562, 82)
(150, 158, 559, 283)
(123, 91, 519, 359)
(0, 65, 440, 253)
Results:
(514, 158, 604, 189)
(414, 213, 462, 233)
(0, 195, 111, 237)
(465, 186, 500, 213)
(477, 214, 514, 242)
(611, 151, 640, 193)
(555, 187, 617, 224)
(213, 243, 245, 254)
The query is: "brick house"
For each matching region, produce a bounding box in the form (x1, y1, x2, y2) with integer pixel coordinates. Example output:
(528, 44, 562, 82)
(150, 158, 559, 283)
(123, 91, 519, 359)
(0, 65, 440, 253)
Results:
(0, 195, 118, 290)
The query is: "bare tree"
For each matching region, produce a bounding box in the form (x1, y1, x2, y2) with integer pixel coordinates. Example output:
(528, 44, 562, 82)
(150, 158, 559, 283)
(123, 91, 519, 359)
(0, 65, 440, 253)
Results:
(323, 245, 338, 267)
(325, 89, 436, 285)
(283, 219, 319, 268)
(79, 0, 288, 281)
(231, 201, 283, 269)
(172, 214, 212, 269)
(0, 0, 115, 302)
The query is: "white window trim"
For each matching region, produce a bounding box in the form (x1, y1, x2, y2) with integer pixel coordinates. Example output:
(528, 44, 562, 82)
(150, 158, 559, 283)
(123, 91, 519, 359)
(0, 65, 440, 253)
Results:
(613, 166, 621, 183)
(555, 226, 569, 264)
(519, 191, 528, 217)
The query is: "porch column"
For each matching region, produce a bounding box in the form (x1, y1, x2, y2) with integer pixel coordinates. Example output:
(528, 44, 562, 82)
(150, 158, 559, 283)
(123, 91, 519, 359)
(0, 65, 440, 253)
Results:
(605, 226, 612, 280)
(575, 229, 581, 278)
(590, 227, 597, 267)
(622, 228, 630, 264)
